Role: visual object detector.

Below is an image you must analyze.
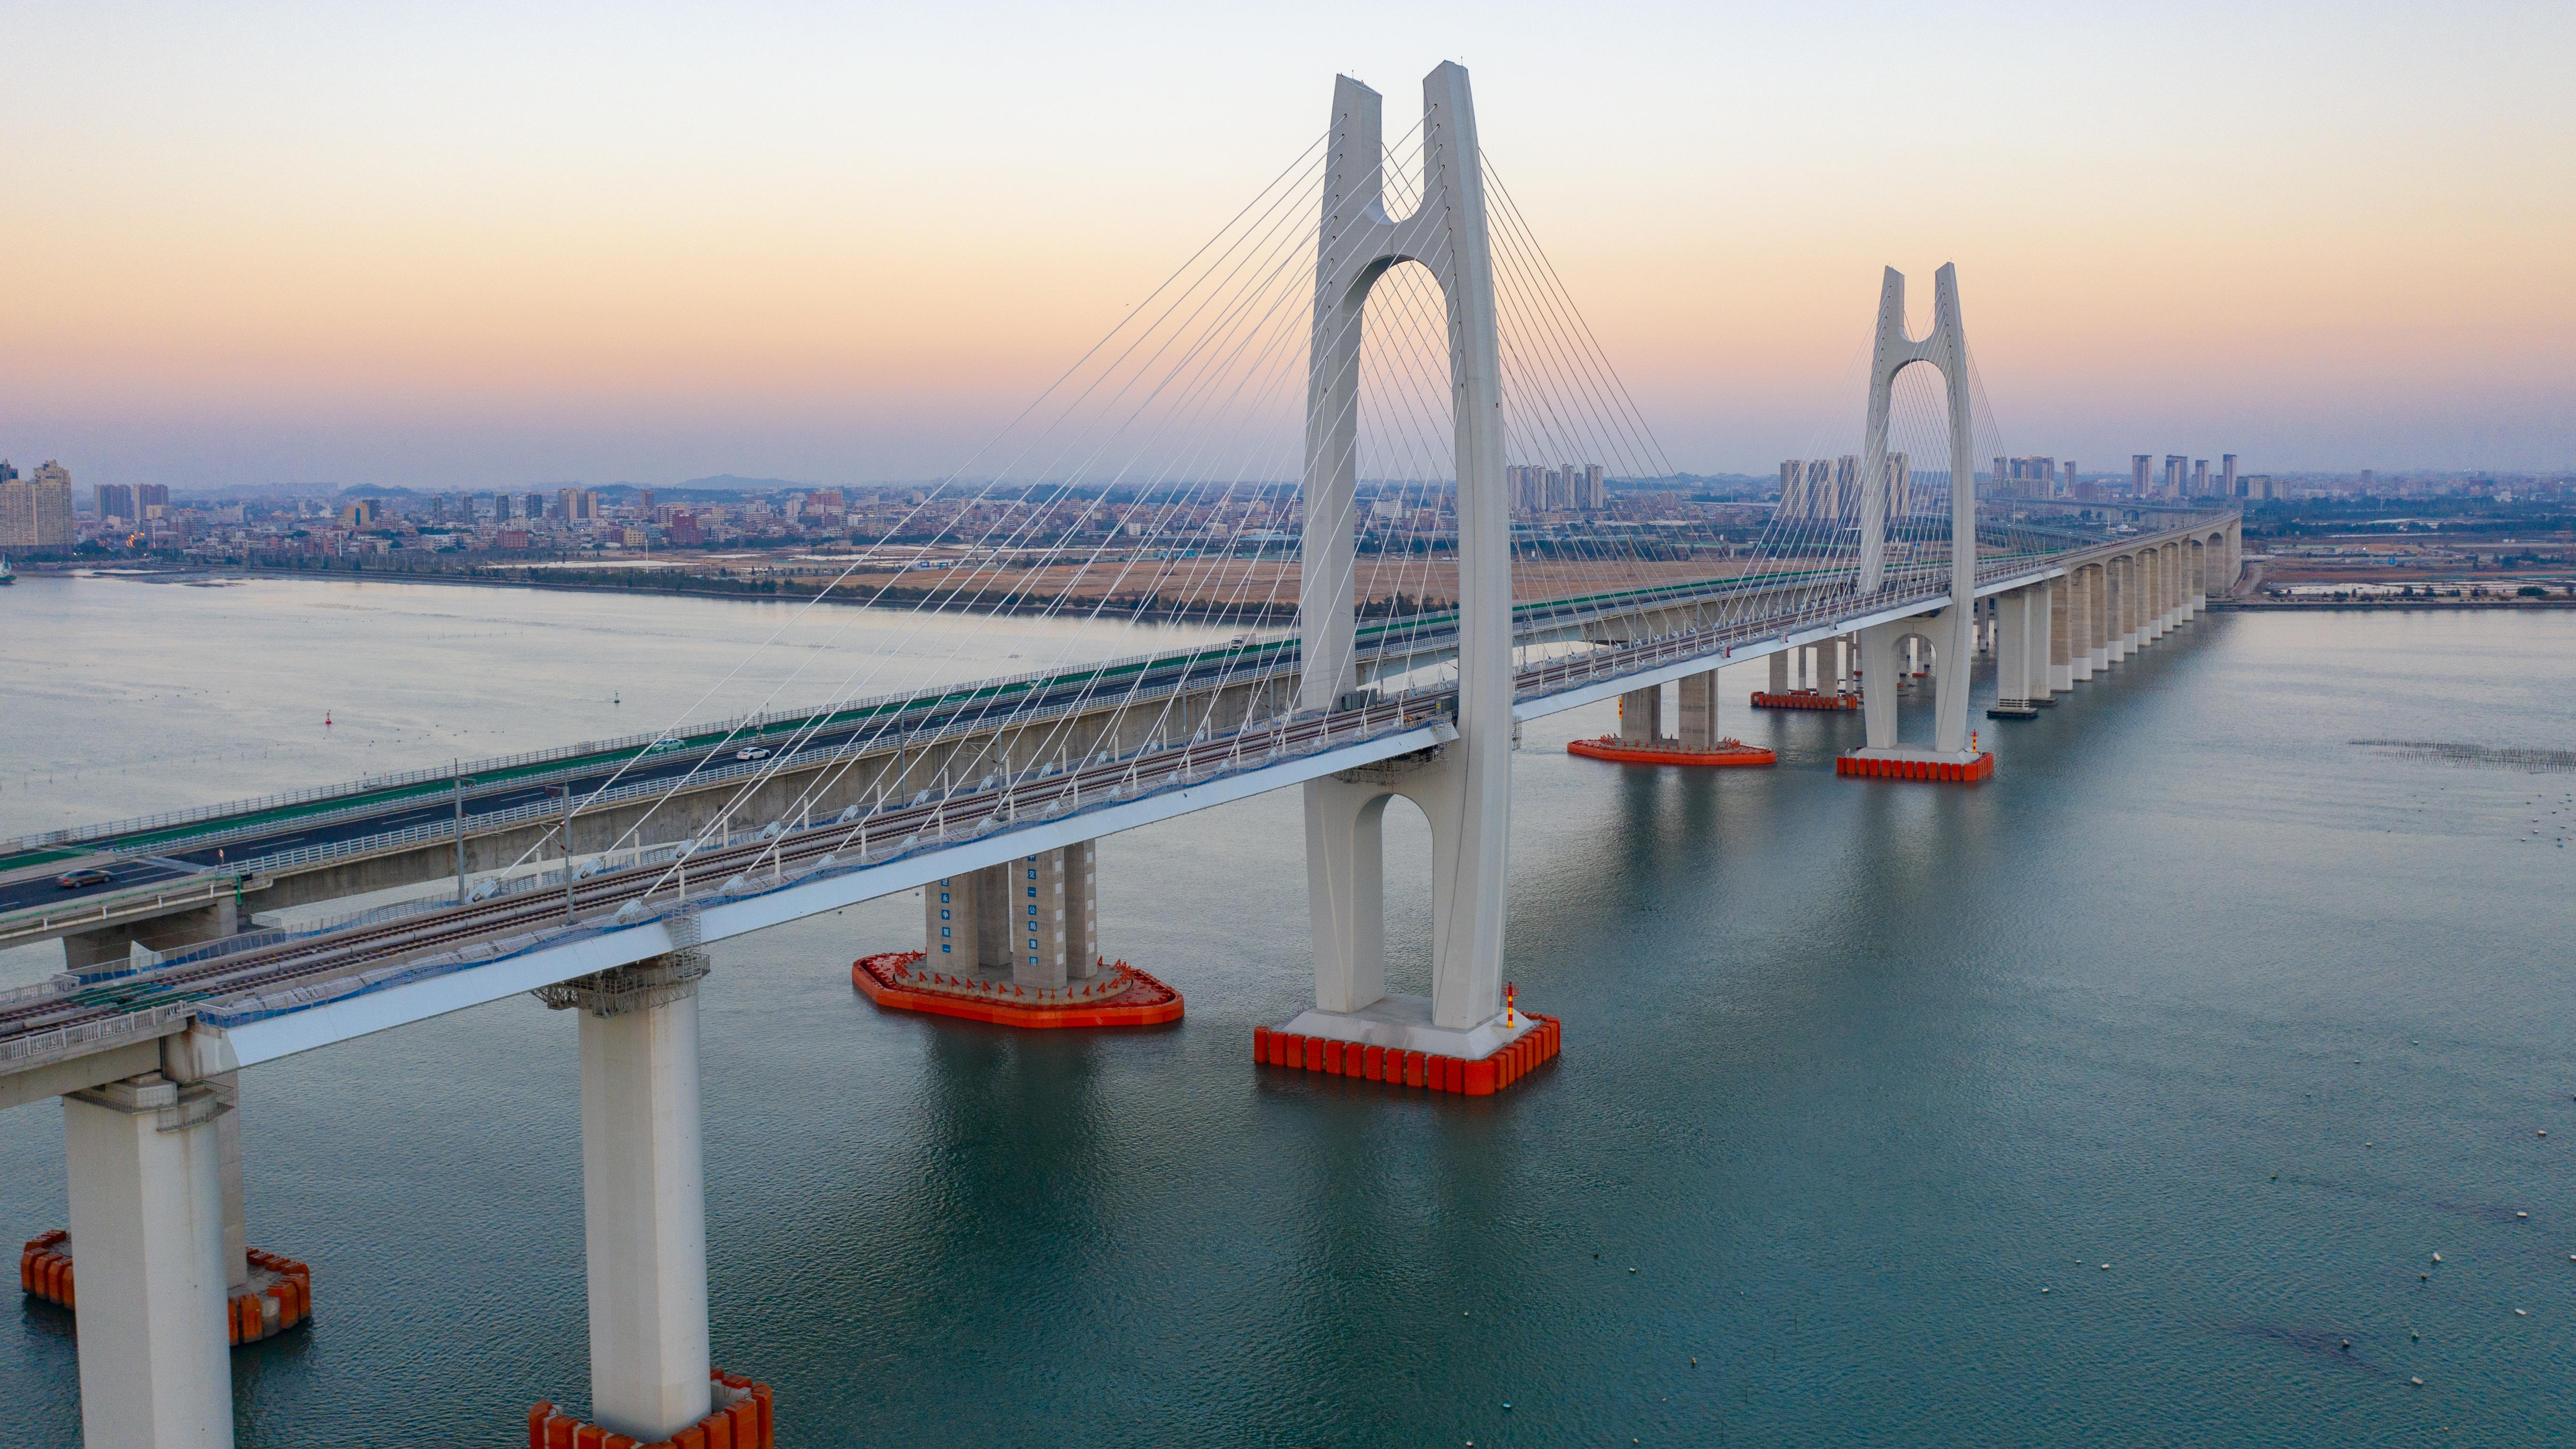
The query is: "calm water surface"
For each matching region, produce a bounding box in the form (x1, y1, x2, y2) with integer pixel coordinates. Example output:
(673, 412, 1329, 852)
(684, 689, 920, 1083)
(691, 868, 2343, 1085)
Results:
(3, 573, 2572, 1447)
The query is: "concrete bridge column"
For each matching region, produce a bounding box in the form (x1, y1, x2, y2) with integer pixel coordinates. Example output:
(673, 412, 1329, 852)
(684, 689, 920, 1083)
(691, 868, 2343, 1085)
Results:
(2100, 559, 2121, 663)
(1929, 606, 1973, 753)
(1618, 684, 1663, 745)
(1993, 590, 2031, 709)
(2188, 539, 2206, 617)
(1856, 623, 1901, 750)
(1303, 777, 1387, 1014)
(2109, 557, 2135, 662)
(1766, 649, 1788, 695)
(2085, 564, 2110, 675)
(61, 1072, 234, 1449)
(557, 955, 714, 1444)
(2132, 554, 2151, 651)
(2047, 577, 2073, 694)
(1676, 671, 1721, 750)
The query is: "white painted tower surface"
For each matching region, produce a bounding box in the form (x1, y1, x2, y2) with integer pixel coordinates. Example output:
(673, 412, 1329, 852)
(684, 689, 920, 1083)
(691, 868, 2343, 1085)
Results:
(62, 1074, 235, 1449)
(1850, 263, 1986, 762)
(1288, 62, 1534, 1060)
(576, 963, 713, 1442)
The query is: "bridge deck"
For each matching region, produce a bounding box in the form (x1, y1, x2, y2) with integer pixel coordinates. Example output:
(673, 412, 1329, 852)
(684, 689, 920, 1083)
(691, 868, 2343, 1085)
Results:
(1, 512, 2230, 1089)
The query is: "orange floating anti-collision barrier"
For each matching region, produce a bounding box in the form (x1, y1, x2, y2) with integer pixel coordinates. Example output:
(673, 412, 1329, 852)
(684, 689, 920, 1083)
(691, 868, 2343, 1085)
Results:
(532, 1370, 776, 1449)
(24, 1233, 309, 1343)
(1750, 690, 1859, 712)
(852, 952, 1181, 1029)
(1835, 751, 1996, 783)
(1257, 1017, 1560, 1097)
(1566, 736, 1776, 768)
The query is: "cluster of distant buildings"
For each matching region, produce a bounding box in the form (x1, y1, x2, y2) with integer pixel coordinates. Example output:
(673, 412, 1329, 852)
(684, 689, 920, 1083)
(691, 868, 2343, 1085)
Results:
(7, 445, 2568, 564)
(1763, 451, 2278, 516)
(1775, 455, 1916, 519)
(1505, 463, 1608, 514)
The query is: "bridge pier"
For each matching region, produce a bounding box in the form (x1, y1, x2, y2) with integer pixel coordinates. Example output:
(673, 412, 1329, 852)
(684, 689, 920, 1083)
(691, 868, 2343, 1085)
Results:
(1285, 746, 1536, 1071)
(1987, 587, 2045, 718)
(2081, 563, 2107, 676)
(528, 953, 773, 1447)
(2047, 576, 2073, 695)
(1618, 684, 1662, 745)
(1676, 671, 1723, 750)
(1841, 605, 1990, 781)
(2107, 557, 2133, 662)
(554, 955, 717, 1442)
(1767, 650, 1788, 695)
(60, 1072, 235, 1449)
(924, 845, 1100, 990)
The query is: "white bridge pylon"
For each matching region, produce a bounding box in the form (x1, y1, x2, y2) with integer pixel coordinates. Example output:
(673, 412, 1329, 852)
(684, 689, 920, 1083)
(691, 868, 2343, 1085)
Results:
(1290, 63, 1525, 1053)
(1853, 263, 1983, 761)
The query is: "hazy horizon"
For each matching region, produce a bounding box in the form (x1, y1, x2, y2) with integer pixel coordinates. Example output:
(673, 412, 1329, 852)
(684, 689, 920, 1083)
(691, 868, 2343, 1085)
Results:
(5, 0, 2569, 489)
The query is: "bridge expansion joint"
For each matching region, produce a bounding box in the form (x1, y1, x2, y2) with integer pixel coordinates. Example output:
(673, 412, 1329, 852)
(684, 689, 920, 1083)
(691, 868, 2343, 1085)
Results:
(532, 951, 710, 1017)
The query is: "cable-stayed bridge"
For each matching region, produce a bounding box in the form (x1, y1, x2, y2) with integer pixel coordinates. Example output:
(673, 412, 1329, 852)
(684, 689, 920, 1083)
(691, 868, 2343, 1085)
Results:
(5, 62, 2238, 1449)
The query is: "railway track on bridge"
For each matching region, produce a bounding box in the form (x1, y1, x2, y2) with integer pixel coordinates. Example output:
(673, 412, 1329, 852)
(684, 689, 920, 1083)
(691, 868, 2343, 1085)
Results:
(0, 698, 1437, 1051)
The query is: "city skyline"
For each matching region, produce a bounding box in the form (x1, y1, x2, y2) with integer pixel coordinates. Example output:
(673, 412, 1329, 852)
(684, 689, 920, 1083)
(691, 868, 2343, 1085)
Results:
(2, 2, 2568, 489)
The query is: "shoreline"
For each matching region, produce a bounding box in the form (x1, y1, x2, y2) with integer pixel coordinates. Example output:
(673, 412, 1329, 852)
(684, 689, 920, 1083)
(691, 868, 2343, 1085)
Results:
(22, 561, 2576, 617)
(8, 560, 1341, 624)
(2210, 597, 2576, 612)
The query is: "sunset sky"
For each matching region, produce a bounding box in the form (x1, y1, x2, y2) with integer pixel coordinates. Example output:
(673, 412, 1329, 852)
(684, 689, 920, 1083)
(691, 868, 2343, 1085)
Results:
(4, 0, 2569, 488)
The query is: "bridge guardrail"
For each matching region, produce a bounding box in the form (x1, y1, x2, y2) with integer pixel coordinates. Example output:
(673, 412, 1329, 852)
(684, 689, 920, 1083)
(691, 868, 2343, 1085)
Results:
(207, 663, 1249, 879)
(0, 1001, 193, 1069)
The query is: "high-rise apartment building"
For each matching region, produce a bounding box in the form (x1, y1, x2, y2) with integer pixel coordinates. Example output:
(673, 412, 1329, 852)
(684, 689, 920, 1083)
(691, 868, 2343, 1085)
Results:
(96, 484, 136, 521)
(136, 483, 169, 511)
(556, 487, 598, 522)
(1, 460, 76, 550)
(1781, 455, 1907, 521)
(2131, 455, 2152, 495)
(2359, 469, 2376, 491)
(2161, 455, 2186, 498)
(522, 492, 546, 522)
(2064, 459, 2078, 490)
(2192, 459, 2209, 494)
(2221, 455, 2238, 497)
